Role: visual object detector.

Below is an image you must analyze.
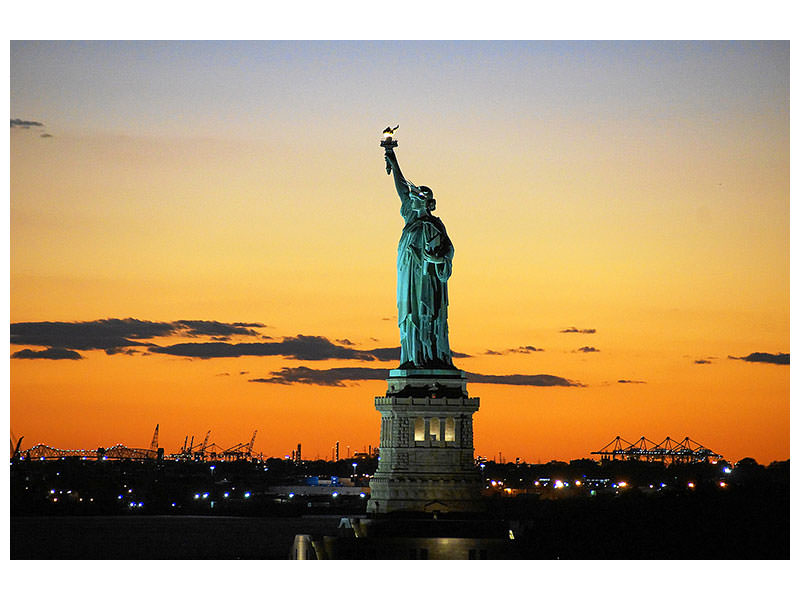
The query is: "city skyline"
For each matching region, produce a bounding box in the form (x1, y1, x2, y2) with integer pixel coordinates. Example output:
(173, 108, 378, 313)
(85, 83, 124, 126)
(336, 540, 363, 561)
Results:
(10, 41, 789, 464)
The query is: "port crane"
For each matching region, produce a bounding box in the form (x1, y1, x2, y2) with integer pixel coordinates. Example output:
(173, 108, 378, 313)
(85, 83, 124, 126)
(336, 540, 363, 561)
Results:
(221, 430, 257, 461)
(149, 424, 159, 451)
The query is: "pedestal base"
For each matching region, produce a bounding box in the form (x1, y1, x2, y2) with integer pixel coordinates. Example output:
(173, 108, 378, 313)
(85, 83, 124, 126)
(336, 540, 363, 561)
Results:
(367, 370, 484, 514)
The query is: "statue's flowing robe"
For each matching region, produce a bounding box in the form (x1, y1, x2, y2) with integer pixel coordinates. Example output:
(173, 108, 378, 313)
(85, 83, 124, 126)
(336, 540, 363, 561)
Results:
(397, 197, 454, 367)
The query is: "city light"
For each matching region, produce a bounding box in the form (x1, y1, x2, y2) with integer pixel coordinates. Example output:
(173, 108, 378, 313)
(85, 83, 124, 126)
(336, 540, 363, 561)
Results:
(688, 482, 695, 488)
(618, 482, 628, 488)
(723, 467, 732, 474)
(202, 493, 209, 499)
(223, 492, 229, 498)
(574, 480, 582, 486)
(244, 492, 251, 498)
(332, 492, 339, 497)
(720, 481, 727, 488)
(194, 494, 200, 499)
(288, 493, 295, 498)
(554, 480, 564, 488)
(359, 493, 366, 498)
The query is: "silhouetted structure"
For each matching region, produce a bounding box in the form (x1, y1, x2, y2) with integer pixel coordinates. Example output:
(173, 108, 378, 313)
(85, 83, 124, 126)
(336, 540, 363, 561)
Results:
(591, 436, 722, 464)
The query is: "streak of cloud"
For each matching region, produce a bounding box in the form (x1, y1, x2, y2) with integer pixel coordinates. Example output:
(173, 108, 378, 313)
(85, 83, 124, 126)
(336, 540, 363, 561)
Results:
(11, 118, 44, 128)
(576, 346, 599, 353)
(251, 367, 388, 387)
(10, 318, 264, 352)
(617, 379, 646, 384)
(729, 352, 789, 365)
(560, 327, 596, 334)
(484, 345, 544, 355)
(12, 347, 83, 360)
(104, 348, 138, 356)
(149, 336, 399, 361)
(251, 367, 580, 387)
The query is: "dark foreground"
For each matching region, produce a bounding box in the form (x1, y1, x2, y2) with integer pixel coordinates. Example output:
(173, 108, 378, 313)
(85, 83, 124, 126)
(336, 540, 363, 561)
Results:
(11, 457, 788, 559)
(12, 483, 788, 559)
(11, 514, 343, 559)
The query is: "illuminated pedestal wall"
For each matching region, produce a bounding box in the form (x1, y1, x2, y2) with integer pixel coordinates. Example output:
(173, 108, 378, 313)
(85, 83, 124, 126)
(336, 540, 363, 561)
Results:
(367, 369, 483, 514)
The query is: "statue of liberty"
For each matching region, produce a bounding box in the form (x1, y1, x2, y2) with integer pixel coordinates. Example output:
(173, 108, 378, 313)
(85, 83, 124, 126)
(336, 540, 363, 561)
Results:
(382, 128, 455, 369)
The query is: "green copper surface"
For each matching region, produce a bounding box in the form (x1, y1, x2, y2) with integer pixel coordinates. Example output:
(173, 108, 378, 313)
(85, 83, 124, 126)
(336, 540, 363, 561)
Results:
(383, 141, 455, 369)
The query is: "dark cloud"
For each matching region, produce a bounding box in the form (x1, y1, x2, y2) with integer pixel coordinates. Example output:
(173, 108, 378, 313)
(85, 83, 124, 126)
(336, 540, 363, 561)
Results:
(484, 346, 544, 355)
(466, 373, 580, 387)
(149, 335, 400, 361)
(216, 372, 231, 377)
(239, 371, 249, 375)
(10, 318, 264, 353)
(617, 379, 646, 384)
(11, 118, 44, 128)
(694, 359, 712, 365)
(176, 320, 263, 337)
(40, 133, 53, 138)
(104, 347, 138, 356)
(251, 367, 580, 387)
(729, 352, 789, 365)
(251, 367, 389, 387)
(560, 327, 596, 334)
(367, 347, 400, 361)
(336, 338, 355, 346)
(576, 346, 599, 353)
(12, 347, 83, 360)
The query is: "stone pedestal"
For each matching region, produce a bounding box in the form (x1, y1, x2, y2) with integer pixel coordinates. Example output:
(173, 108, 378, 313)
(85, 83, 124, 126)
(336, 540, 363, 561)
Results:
(367, 369, 483, 514)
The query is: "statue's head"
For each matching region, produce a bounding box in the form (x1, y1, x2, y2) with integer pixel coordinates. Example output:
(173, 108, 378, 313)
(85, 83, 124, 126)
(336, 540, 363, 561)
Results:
(420, 186, 435, 211)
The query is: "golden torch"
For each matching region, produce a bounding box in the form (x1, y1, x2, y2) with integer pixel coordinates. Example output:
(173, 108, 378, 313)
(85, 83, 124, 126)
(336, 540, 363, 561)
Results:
(380, 125, 399, 149)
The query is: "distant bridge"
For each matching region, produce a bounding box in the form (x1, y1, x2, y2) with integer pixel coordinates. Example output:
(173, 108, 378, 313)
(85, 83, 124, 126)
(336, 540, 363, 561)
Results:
(22, 443, 158, 461)
(591, 436, 723, 464)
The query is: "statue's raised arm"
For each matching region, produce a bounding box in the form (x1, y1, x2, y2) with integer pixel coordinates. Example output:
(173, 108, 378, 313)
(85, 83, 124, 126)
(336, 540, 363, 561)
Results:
(384, 146, 410, 204)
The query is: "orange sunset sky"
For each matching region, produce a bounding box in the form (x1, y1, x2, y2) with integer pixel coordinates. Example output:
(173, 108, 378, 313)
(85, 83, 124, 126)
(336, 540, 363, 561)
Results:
(10, 41, 789, 464)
